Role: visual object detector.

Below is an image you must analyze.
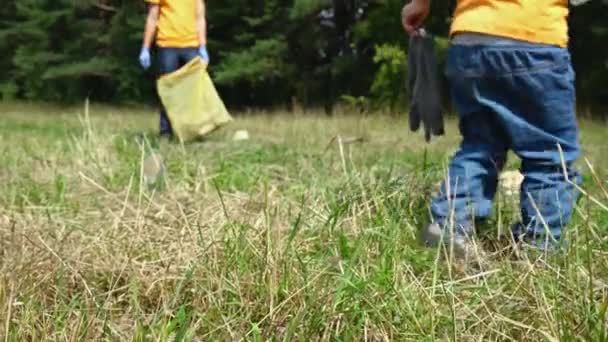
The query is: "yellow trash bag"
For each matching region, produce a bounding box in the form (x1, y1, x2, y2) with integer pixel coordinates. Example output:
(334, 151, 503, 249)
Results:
(157, 57, 232, 143)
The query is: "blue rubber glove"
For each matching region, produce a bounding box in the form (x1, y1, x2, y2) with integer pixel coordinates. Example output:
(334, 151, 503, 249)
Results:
(199, 46, 210, 64)
(139, 48, 151, 70)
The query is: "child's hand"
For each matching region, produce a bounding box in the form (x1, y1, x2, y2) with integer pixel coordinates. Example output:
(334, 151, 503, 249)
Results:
(402, 0, 431, 35)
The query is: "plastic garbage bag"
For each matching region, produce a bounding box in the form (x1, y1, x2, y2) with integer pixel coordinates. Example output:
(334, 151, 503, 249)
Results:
(157, 57, 232, 143)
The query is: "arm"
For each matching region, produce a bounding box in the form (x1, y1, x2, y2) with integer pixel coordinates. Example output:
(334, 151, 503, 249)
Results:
(401, 0, 430, 35)
(139, 4, 159, 69)
(196, 0, 207, 47)
(143, 4, 160, 49)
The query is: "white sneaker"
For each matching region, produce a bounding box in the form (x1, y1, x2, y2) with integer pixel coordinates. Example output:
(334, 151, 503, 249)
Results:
(422, 223, 484, 261)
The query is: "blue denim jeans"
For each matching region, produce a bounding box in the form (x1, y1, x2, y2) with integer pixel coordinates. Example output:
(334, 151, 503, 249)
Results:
(431, 43, 581, 247)
(157, 47, 199, 136)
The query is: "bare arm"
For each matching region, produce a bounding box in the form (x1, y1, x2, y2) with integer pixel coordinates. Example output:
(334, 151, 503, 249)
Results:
(142, 4, 160, 49)
(196, 0, 207, 46)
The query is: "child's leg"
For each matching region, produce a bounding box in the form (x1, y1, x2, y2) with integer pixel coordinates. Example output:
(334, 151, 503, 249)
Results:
(506, 49, 581, 247)
(430, 46, 509, 236)
(431, 111, 508, 234)
(455, 44, 581, 247)
(157, 48, 179, 136)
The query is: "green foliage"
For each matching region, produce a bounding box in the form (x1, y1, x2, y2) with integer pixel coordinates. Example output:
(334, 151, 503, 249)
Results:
(215, 38, 290, 85)
(371, 44, 406, 111)
(352, 0, 408, 46)
(569, 1, 608, 110)
(0, 82, 18, 100)
(290, 0, 331, 18)
(340, 94, 370, 113)
(0, 0, 605, 111)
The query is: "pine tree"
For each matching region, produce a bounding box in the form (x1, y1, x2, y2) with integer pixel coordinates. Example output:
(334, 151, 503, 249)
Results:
(0, 0, 19, 99)
(211, 0, 294, 107)
(4, 0, 131, 102)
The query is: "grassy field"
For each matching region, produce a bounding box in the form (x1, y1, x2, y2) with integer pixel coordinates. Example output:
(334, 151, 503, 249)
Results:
(1, 102, 607, 341)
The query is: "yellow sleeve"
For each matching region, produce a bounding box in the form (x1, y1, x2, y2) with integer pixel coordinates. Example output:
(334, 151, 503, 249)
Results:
(145, 0, 160, 4)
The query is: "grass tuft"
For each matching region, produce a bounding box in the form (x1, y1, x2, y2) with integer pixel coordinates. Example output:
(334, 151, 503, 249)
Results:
(0, 104, 607, 340)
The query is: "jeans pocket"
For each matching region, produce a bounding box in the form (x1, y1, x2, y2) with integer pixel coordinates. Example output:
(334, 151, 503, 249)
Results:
(445, 45, 484, 78)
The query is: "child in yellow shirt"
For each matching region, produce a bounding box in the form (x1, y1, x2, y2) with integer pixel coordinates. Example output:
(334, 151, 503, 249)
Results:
(139, 0, 209, 137)
(402, 0, 581, 254)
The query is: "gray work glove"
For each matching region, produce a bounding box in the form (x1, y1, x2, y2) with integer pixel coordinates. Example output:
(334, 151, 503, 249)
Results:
(407, 30, 444, 142)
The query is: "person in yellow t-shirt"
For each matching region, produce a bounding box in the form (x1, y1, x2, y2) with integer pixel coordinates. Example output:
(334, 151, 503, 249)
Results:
(402, 0, 582, 254)
(138, 0, 209, 137)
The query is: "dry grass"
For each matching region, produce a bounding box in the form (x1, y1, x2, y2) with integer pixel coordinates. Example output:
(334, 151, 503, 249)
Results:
(0, 102, 607, 341)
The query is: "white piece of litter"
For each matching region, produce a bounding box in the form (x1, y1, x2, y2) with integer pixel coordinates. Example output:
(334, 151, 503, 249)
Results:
(233, 130, 250, 141)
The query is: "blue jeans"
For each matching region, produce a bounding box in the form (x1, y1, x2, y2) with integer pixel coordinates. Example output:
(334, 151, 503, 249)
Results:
(157, 47, 199, 136)
(431, 44, 581, 247)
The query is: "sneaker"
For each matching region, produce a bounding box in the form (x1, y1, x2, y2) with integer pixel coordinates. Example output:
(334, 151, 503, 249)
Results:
(421, 223, 485, 261)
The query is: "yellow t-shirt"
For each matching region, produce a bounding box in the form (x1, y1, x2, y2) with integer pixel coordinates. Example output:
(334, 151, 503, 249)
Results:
(450, 0, 570, 47)
(146, 0, 199, 48)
